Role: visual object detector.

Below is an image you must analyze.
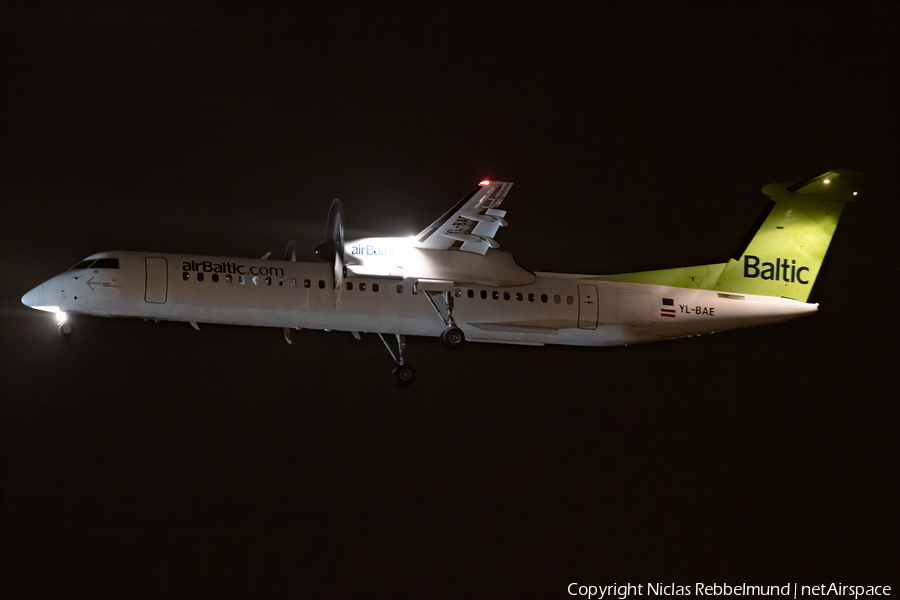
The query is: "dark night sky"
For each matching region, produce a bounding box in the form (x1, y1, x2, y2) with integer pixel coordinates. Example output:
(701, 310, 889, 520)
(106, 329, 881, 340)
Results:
(2, 3, 898, 598)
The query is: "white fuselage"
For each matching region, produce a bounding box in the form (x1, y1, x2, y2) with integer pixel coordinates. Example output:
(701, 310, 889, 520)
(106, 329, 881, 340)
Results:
(25, 250, 818, 347)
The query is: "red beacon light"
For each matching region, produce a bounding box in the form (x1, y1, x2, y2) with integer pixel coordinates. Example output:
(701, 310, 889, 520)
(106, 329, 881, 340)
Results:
(479, 179, 491, 186)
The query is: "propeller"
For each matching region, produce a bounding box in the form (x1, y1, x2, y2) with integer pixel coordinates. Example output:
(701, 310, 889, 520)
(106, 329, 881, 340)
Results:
(314, 198, 345, 304)
(283, 240, 299, 344)
(284, 240, 298, 261)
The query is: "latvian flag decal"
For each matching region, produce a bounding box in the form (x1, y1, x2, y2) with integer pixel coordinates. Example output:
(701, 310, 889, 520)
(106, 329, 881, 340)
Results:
(661, 298, 676, 318)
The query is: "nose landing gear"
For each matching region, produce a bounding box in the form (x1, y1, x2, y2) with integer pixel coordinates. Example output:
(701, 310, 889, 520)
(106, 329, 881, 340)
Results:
(56, 312, 71, 335)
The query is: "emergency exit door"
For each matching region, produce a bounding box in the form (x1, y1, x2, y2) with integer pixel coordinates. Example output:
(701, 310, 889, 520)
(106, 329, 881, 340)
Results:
(577, 284, 599, 329)
(145, 257, 168, 303)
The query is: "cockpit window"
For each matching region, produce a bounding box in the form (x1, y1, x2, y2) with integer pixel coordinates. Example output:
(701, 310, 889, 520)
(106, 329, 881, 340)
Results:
(91, 258, 119, 269)
(69, 260, 96, 270)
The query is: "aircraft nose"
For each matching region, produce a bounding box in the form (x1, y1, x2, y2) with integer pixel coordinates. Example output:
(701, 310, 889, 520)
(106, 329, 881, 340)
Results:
(21, 284, 42, 308)
(21, 279, 59, 311)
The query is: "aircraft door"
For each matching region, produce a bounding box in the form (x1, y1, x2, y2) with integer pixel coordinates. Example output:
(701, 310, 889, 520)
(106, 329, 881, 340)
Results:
(145, 257, 168, 303)
(577, 284, 599, 329)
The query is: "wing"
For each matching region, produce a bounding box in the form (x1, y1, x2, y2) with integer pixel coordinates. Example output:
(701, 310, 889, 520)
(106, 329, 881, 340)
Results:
(412, 180, 512, 255)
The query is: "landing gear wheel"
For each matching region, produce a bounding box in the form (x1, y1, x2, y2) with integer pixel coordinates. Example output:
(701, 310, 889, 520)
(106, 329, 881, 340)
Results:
(392, 365, 415, 387)
(440, 326, 464, 350)
(58, 323, 72, 336)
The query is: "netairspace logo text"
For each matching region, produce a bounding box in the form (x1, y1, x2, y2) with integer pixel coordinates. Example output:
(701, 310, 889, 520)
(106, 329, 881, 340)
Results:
(567, 583, 892, 600)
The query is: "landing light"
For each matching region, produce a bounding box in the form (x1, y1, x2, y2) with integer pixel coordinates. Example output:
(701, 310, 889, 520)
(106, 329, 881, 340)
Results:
(824, 179, 830, 184)
(853, 191, 858, 196)
(56, 311, 67, 324)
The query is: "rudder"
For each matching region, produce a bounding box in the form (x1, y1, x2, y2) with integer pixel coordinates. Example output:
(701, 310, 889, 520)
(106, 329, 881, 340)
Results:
(713, 170, 860, 302)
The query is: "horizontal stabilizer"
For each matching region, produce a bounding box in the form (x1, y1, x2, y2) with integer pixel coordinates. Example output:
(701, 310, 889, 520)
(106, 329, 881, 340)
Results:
(779, 170, 860, 199)
(712, 169, 860, 302)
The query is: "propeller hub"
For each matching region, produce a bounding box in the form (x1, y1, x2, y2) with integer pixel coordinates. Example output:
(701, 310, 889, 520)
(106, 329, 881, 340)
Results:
(314, 242, 335, 261)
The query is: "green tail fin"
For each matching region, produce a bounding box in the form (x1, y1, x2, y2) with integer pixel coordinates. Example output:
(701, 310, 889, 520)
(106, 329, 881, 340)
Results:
(713, 170, 860, 302)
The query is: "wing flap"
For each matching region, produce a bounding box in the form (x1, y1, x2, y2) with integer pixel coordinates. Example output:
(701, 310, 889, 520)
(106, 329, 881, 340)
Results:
(414, 181, 513, 254)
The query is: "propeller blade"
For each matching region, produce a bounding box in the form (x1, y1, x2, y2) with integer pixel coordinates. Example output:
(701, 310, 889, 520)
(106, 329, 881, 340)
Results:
(327, 198, 345, 268)
(333, 253, 344, 304)
(285, 240, 298, 262)
(326, 198, 345, 303)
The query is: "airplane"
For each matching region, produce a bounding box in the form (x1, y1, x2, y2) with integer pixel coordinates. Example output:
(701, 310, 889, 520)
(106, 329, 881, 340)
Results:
(22, 170, 859, 385)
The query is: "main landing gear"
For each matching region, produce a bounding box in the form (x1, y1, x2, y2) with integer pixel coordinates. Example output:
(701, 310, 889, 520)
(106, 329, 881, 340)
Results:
(421, 288, 466, 350)
(440, 325, 464, 349)
(392, 364, 415, 385)
(378, 284, 466, 386)
(378, 333, 415, 387)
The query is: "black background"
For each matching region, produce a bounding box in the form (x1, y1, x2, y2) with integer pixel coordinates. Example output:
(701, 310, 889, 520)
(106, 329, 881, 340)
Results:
(2, 3, 897, 598)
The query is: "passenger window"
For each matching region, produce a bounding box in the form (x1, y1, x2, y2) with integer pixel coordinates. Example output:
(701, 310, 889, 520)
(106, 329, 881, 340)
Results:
(183, 272, 190, 280)
(279, 280, 284, 286)
(541, 294, 548, 303)
(239, 275, 246, 285)
(372, 283, 379, 292)
(397, 284, 403, 293)
(212, 273, 219, 283)
(467, 289, 474, 298)
(226, 274, 232, 283)
(481, 290, 487, 299)
(252, 276, 259, 285)
(503, 291, 510, 301)
(492, 291, 499, 300)
(516, 292, 523, 301)
(567, 295, 574, 304)
(528, 293, 535, 302)
(554, 295, 561, 304)
(197, 272, 204, 282)
(318, 280, 325, 289)
(304, 279, 311, 288)
(359, 282, 366, 291)
(346, 281, 353, 291)
(265, 277, 272, 286)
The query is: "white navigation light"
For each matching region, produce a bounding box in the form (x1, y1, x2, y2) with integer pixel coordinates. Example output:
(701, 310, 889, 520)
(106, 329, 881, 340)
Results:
(479, 180, 491, 186)
(56, 310, 67, 323)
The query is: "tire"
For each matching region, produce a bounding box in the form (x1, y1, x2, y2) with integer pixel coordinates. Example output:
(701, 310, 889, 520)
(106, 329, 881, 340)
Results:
(392, 365, 415, 387)
(440, 326, 464, 350)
